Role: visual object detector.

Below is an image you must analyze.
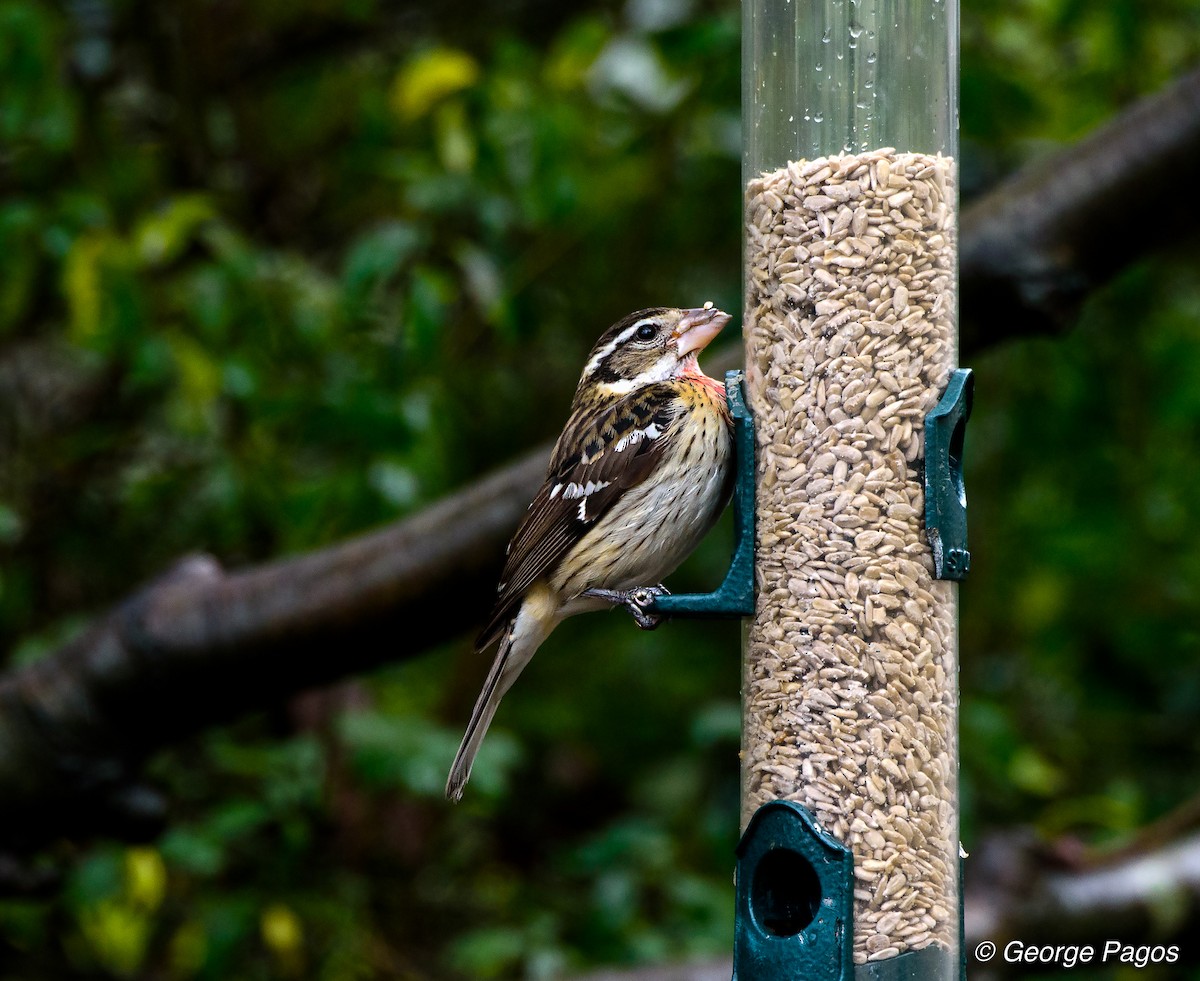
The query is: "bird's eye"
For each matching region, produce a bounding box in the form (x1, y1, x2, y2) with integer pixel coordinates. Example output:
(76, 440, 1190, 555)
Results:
(636, 323, 657, 341)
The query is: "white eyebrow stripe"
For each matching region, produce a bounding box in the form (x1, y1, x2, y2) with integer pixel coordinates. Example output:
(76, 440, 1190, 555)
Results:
(581, 318, 660, 379)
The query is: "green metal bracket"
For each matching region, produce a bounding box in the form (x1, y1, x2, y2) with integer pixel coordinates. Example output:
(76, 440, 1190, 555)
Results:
(648, 368, 756, 619)
(924, 368, 974, 581)
(733, 800, 854, 981)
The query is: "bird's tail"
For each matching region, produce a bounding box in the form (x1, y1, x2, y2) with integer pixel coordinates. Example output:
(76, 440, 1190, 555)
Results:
(445, 603, 552, 801)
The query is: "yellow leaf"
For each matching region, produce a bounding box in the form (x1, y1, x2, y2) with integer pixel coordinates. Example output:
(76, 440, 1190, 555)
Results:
(1009, 745, 1065, 797)
(169, 920, 208, 979)
(80, 899, 151, 978)
(133, 195, 216, 268)
(63, 232, 113, 342)
(168, 333, 222, 429)
(390, 47, 480, 121)
(261, 903, 306, 977)
(260, 903, 302, 954)
(434, 100, 476, 173)
(124, 847, 166, 912)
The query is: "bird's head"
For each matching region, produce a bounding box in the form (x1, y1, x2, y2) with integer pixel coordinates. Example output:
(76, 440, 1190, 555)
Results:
(577, 305, 731, 398)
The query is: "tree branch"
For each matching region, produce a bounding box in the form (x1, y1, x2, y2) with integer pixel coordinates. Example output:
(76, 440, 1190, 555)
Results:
(0, 451, 546, 846)
(959, 66, 1200, 351)
(965, 830, 1200, 955)
(3, 68, 1200, 849)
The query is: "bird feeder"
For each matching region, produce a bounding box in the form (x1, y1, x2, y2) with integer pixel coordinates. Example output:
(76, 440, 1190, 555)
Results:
(738, 0, 967, 976)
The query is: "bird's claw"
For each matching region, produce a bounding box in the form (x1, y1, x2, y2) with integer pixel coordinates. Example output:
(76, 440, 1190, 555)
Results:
(583, 585, 671, 631)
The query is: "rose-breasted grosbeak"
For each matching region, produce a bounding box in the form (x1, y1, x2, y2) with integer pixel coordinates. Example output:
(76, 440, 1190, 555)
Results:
(446, 305, 733, 800)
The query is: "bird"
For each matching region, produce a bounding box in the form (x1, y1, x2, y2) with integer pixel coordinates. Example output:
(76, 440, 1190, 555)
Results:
(445, 304, 735, 801)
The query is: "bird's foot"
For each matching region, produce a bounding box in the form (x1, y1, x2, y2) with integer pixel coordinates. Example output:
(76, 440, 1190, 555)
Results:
(583, 585, 670, 631)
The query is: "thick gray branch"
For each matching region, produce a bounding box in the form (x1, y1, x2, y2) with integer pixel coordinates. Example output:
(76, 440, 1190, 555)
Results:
(965, 831, 1200, 961)
(959, 66, 1200, 350)
(0, 451, 546, 845)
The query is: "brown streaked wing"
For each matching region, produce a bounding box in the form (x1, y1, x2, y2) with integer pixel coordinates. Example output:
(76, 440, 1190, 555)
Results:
(475, 385, 681, 650)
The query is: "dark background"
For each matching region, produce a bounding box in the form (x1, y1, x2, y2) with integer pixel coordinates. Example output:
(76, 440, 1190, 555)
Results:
(2, 0, 1200, 977)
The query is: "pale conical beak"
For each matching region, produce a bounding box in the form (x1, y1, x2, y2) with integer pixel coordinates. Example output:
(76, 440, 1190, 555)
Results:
(674, 305, 731, 357)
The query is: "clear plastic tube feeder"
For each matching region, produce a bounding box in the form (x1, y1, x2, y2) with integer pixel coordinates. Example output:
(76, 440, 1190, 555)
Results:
(741, 0, 961, 970)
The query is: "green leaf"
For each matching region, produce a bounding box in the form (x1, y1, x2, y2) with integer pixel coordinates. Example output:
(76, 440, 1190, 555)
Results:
(405, 264, 456, 356)
(1009, 745, 1065, 798)
(0, 1, 76, 155)
(0, 200, 39, 332)
(338, 709, 519, 798)
(159, 829, 225, 879)
(341, 221, 422, 318)
(449, 927, 526, 979)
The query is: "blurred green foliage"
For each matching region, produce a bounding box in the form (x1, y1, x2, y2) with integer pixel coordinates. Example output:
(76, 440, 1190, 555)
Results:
(1, 0, 1200, 977)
